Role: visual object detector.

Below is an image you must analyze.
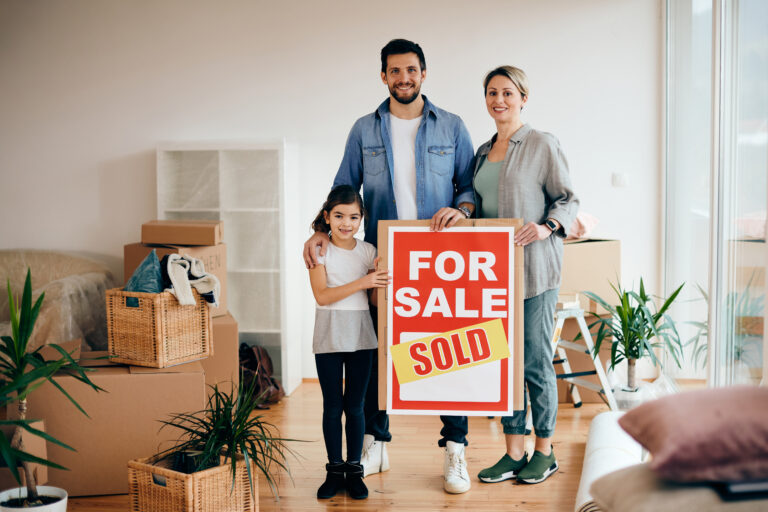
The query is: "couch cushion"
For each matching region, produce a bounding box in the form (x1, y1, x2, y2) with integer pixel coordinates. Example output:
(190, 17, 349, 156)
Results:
(619, 386, 768, 483)
(591, 463, 768, 512)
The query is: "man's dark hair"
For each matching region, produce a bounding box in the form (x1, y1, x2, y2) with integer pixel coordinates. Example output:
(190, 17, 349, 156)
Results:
(380, 39, 426, 73)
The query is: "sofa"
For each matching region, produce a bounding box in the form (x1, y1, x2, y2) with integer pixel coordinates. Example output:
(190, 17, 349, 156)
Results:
(0, 250, 116, 351)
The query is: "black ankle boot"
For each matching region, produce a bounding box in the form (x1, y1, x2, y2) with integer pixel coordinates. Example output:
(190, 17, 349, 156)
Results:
(345, 462, 368, 499)
(317, 462, 346, 499)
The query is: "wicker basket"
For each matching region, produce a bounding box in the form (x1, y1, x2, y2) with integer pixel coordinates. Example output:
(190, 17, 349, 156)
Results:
(128, 455, 256, 512)
(106, 288, 212, 368)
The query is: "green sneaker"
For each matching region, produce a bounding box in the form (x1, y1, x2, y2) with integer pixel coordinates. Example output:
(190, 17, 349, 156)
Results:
(516, 447, 558, 484)
(477, 453, 528, 483)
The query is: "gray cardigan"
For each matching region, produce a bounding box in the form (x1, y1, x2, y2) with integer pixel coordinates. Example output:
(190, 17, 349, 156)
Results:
(473, 124, 579, 299)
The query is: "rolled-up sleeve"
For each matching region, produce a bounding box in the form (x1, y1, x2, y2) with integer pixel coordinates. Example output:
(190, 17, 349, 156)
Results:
(544, 138, 579, 238)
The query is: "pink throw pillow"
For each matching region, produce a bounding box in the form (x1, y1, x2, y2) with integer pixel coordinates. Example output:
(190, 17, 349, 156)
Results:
(619, 386, 768, 483)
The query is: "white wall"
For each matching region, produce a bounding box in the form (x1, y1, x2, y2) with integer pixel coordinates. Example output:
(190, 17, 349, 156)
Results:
(0, 0, 663, 379)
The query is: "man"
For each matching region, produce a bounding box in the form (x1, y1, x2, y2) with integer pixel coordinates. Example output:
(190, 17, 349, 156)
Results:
(303, 39, 475, 494)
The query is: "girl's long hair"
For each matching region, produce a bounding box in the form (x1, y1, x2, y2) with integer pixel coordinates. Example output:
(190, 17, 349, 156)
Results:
(311, 185, 366, 234)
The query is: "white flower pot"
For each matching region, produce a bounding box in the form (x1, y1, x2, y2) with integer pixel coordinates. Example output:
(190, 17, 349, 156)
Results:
(0, 486, 67, 511)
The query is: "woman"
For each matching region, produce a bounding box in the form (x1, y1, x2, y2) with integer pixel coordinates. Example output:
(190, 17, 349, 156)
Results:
(474, 66, 578, 485)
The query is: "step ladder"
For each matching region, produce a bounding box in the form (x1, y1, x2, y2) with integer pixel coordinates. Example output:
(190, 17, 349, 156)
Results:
(552, 307, 617, 411)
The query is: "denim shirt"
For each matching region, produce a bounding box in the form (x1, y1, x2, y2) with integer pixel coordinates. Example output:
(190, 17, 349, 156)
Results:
(333, 95, 475, 246)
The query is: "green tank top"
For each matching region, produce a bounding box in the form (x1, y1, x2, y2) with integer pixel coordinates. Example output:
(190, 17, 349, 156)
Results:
(474, 158, 503, 218)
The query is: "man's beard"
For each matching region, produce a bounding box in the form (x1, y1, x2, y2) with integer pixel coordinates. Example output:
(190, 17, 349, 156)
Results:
(390, 83, 421, 105)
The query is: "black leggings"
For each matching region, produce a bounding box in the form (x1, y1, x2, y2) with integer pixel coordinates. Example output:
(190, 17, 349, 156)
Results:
(315, 349, 375, 464)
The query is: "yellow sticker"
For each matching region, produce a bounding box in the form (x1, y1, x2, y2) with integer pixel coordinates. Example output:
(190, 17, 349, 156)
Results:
(390, 319, 510, 384)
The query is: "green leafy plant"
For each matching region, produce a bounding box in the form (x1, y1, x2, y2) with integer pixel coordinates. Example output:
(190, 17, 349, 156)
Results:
(584, 278, 685, 390)
(154, 377, 299, 499)
(0, 269, 103, 507)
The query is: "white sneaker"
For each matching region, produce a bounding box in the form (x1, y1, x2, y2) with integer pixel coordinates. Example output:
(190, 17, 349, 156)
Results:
(360, 434, 390, 477)
(443, 441, 471, 494)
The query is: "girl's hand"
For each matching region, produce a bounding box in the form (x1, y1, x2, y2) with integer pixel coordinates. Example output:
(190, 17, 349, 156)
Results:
(514, 222, 553, 246)
(362, 268, 390, 289)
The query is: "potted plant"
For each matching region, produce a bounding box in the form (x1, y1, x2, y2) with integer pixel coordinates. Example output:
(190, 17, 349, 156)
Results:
(583, 278, 684, 404)
(128, 376, 297, 512)
(0, 269, 103, 510)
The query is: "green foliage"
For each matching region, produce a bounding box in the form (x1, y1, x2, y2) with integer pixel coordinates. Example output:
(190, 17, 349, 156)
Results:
(583, 278, 685, 372)
(686, 277, 765, 369)
(0, 269, 104, 489)
(155, 377, 299, 499)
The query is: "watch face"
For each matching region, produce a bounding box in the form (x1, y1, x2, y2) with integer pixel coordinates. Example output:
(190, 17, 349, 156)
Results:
(546, 220, 557, 230)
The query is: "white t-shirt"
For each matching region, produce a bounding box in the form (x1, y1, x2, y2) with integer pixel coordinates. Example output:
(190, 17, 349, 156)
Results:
(389, 113, 421, 220)
(315, 239, 377, 310)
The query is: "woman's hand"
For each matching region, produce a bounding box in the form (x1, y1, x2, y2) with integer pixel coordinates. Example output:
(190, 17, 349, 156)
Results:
(514, 222, 553, 246)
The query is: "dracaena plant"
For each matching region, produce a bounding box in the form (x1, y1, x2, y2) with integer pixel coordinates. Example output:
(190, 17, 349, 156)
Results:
(583, 278, 684, 390)
(0, 269, 103, 506)
(154, 377, 299, 499)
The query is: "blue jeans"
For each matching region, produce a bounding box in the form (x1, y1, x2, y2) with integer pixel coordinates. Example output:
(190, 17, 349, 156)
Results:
(500, 288, 559, 438)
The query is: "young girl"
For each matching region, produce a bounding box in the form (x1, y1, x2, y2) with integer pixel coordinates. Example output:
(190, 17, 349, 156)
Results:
(308, 185, 389, 500)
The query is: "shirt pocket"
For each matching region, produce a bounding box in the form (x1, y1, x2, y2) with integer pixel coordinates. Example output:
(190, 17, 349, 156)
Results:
(362, 146, 387, 176)
(427, 146, 455, 176)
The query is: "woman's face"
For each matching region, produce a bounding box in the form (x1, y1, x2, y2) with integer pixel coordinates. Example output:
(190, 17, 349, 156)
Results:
(485, 74, 527, 123)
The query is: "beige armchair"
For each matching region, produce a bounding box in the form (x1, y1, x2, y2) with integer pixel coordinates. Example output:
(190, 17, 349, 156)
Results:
(0, 250, 116, 351)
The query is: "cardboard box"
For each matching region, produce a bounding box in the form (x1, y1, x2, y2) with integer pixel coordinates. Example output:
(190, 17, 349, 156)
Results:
(0, 421, 47, 488)
(141, 220, 223, 246)
(202, 313, 240, 392)
(555, 314, 614, 403)
(12, 357, 206, 496)
(124, 242, 227, 317)
(731, 239, 766, 290)
(561, 239, 621, 313)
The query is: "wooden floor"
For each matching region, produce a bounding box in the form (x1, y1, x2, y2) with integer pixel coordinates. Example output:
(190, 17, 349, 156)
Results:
(69, 382, 609, 511)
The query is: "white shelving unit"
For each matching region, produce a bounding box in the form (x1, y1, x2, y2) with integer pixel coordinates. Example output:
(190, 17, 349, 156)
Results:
(156, 141, 301, 394)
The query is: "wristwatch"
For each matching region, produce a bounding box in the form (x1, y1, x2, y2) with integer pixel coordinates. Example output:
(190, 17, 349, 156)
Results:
(545, 218, 558, 233)
(457, 206, 472, 218)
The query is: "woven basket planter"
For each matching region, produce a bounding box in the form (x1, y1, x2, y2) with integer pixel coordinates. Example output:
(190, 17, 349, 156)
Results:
(128, 455, 256, 512)
(106, 288, 212, 368)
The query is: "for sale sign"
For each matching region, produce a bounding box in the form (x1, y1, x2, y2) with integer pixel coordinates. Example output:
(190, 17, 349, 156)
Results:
(377, 219, 524, 416)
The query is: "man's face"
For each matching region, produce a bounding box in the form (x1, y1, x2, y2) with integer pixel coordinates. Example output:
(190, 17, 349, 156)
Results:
(381, 52, 426, 105)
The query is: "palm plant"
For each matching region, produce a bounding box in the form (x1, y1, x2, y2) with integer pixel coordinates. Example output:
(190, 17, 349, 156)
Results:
(583, 278, 685, 390)
(154, 376, 298, 499)
(0, 269, 103, 506)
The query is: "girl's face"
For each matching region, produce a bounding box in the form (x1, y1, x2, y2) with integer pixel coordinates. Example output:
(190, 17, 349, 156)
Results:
(324, 202, 363, 243)
(485, 74, 527, 123)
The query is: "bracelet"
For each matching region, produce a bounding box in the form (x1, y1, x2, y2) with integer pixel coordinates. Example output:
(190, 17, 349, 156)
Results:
(457, 206, 472, 218)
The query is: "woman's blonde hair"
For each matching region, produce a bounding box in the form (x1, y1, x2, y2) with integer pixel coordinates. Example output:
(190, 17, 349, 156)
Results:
(483, 65, 529, 98)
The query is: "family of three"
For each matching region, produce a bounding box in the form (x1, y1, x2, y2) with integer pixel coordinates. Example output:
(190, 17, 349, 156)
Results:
(303, 38, 579, 500)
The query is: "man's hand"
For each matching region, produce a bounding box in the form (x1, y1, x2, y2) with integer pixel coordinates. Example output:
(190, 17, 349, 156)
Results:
(514, 222, 553, 247)
(429, 207, 466, 232)
(303, 232, 330, 269)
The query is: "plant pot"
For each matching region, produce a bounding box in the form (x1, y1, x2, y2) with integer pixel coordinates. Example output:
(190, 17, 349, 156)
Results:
(613, 383, 655, 411)
(0, 486, 68, 511)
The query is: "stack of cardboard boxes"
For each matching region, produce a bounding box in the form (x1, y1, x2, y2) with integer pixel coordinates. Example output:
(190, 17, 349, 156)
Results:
(14, 220, 241, 496)
(557, 239, 621, 403)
